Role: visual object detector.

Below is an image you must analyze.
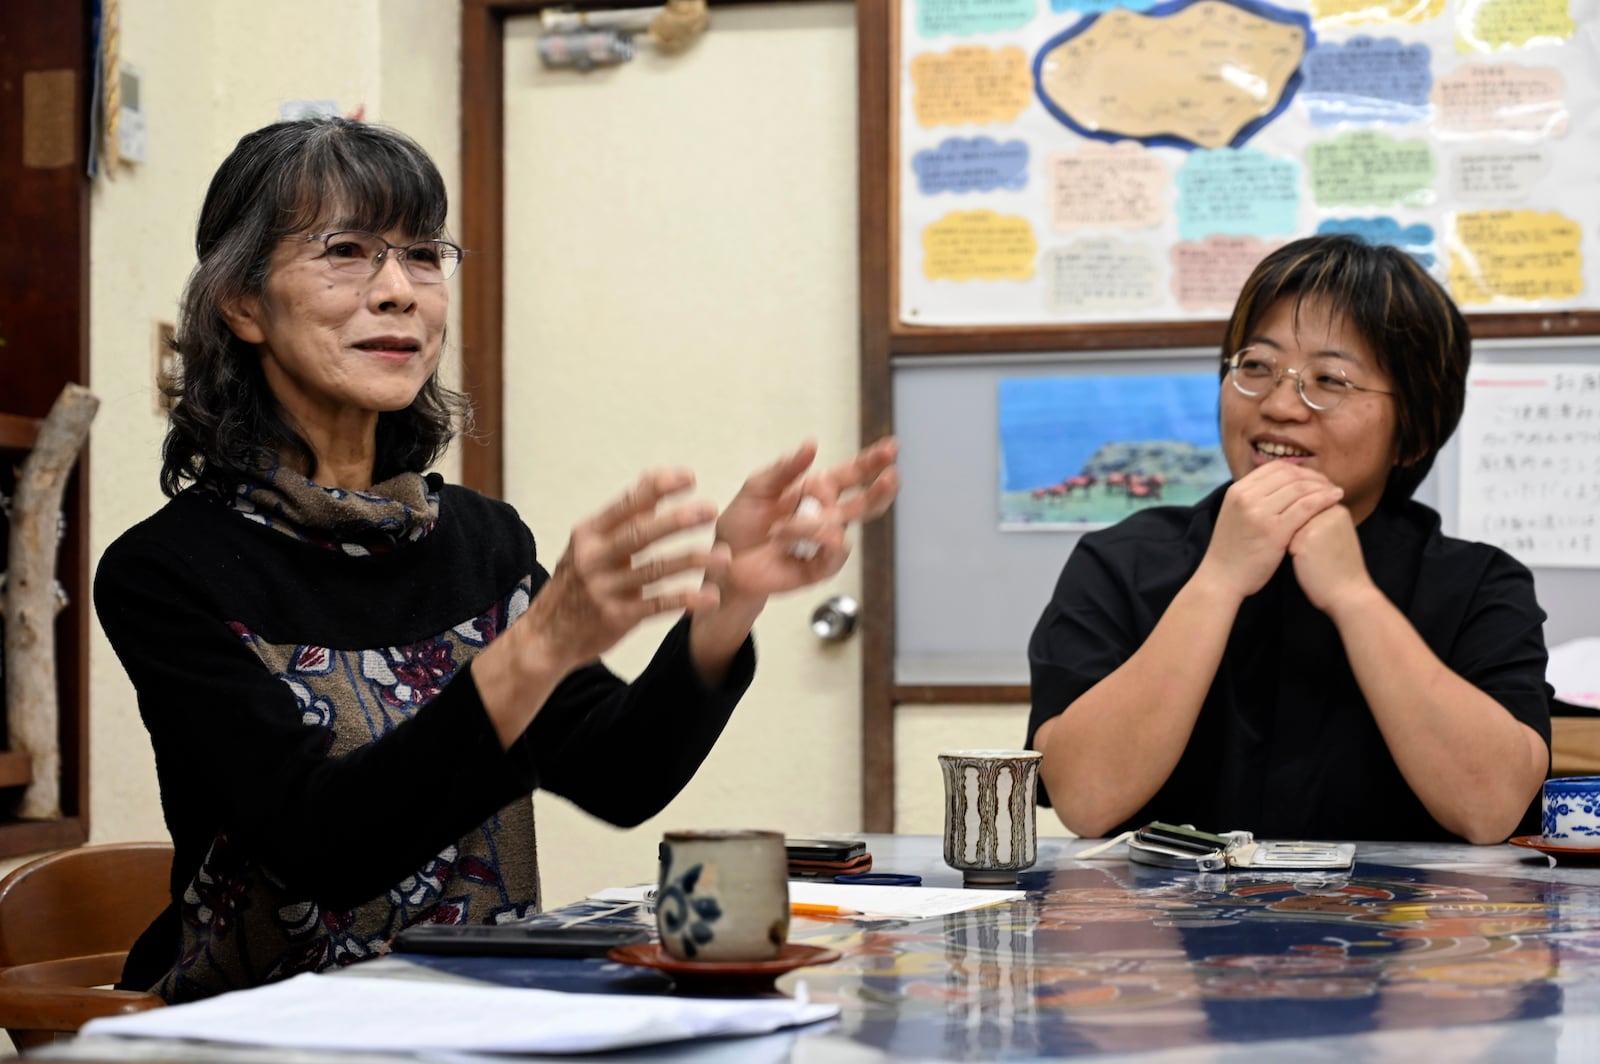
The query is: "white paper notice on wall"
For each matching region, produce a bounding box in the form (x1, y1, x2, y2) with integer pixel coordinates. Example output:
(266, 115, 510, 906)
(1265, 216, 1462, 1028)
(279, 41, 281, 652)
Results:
(1457, 364, 1600, 569)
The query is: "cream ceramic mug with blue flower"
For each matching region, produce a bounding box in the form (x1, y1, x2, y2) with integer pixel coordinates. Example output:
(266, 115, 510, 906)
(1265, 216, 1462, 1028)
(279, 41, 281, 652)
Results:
(656, 829, 789, 961)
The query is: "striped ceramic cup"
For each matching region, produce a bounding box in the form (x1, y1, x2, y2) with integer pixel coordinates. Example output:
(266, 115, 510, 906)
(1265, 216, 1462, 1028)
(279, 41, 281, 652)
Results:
(939, 750, 1043, 884)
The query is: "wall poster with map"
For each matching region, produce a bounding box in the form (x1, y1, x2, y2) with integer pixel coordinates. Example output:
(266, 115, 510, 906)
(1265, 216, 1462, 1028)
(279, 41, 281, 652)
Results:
(896, 0, 1600, 328)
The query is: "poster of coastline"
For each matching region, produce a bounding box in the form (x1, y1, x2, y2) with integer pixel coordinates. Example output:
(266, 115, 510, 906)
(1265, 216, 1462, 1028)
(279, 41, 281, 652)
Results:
(899, 0, 1600, 326)
(998, 374, 1229, 529)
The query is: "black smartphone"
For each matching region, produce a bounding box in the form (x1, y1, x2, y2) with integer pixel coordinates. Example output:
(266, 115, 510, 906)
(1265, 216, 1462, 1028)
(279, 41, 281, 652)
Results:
(1135, 821, 1232, 855)
(785, 836, 867, 863)
(391, 923, 649, 959)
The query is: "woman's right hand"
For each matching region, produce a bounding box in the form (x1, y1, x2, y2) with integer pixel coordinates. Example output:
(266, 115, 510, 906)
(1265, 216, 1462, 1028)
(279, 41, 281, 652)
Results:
(472, 468, 724, 749)
(1196, 461, 1345, 600)
(522, 468, 722, 673)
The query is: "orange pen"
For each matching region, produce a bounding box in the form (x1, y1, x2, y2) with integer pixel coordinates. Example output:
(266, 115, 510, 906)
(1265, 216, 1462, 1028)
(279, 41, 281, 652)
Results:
(791, 902, 863, 919)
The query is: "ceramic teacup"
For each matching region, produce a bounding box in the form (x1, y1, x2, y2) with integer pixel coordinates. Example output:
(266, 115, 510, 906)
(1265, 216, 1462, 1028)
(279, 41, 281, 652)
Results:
(656, 829, 789, 962)
(939, 749, 1043, 884)
(1542, 776, 1600, 848)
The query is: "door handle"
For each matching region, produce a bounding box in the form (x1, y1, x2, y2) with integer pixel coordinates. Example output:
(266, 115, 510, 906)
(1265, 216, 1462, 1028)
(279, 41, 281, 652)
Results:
(810, 595, 859, 642)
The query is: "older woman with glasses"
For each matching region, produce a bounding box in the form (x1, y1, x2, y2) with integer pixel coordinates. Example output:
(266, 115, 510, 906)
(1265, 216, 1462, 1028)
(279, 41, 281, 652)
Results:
(1027, 234, 1549, 846)
(95, 117, 897, 1003)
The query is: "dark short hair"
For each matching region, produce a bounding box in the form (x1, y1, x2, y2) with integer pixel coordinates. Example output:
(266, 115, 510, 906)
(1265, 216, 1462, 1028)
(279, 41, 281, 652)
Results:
(160, 117, 469, 496)
(1221, 234, 1469, 503)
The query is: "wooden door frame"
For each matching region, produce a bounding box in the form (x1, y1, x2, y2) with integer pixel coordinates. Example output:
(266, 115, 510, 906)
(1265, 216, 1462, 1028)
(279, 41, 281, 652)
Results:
(457, 0, 518, 500)
(457, 0, 896, 823)
(854, 0, 895, 832)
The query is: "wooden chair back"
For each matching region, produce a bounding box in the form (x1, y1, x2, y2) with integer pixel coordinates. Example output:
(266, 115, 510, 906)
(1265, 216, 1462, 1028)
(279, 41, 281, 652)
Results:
(0, 842, 172, 1049)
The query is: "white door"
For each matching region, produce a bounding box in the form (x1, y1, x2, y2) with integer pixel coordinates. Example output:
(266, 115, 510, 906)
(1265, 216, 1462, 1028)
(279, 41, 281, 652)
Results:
(500, 4, 866, 907)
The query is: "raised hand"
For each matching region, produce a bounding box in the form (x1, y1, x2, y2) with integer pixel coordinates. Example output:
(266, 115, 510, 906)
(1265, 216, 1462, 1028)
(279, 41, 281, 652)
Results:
(1198, 461, 1345, 600)
(714, 437, 900, 600)
(526, 468, 722, 673)
(680, 438, 898, 685)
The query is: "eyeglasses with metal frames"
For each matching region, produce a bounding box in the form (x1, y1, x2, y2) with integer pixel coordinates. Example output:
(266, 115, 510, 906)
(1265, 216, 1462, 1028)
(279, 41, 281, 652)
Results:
(1227, 347, 1393, 412)
(303, 230, 463, 283)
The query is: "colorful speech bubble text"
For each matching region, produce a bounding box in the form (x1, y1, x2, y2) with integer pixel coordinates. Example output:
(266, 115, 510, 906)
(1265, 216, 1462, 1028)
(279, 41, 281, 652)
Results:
(1176, 148, 1300, 240)
(1044, 238, 1163, 314)
(911, 46, 1033, 128)
(923, 210, 1039, 282)
(1447, 209, 1583, 305)
(1311, 0, 1445, 27)
(1317, 216, 1436, 267)
(1051, 0, 1157, 11)
(1451, 148, 1552, 201)
(918, 0, 1037, 37)
(1172, 236, 1282, 312)
(913, 137, 1030, 196)
(1308, 130, 1436, 208)
(1457, 0, 1575, 52)
(1049, 143, 1168, 230)
(1433, 64, 1567, 139)
(1301, 37, 1432, 126)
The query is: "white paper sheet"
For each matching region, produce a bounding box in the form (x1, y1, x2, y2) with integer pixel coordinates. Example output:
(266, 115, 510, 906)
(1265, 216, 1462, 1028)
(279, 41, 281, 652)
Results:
(1457, 364, 1600, 568)
(590, 881, 1025, 919)
(80, 973, 838, 1055)
(1550, 637, 1600, 709)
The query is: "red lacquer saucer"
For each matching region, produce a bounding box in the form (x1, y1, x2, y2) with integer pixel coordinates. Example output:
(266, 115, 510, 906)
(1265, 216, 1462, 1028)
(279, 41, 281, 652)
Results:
(1508, 835, 1600, 860)
(608, 942, 842, 989)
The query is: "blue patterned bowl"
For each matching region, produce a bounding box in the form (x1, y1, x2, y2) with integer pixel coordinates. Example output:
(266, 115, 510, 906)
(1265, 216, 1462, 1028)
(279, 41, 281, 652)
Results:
(1542, 776, 1600, 848)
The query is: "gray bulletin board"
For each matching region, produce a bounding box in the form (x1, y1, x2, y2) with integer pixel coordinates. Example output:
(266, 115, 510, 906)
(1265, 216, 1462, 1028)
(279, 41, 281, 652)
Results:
(893, 340, 1600, 687)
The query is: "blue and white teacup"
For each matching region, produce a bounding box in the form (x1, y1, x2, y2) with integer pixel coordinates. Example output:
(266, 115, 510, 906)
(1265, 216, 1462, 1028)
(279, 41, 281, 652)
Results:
(1542, 776, 1600, 847)
(656, 829, 789, 962)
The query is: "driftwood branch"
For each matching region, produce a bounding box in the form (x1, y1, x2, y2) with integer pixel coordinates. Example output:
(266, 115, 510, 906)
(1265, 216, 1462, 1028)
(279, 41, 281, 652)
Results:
(4, 383, 98, 819)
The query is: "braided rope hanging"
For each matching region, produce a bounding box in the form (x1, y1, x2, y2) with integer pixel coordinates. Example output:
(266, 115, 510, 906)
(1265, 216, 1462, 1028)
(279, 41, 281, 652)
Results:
(101, 0, 121, 171)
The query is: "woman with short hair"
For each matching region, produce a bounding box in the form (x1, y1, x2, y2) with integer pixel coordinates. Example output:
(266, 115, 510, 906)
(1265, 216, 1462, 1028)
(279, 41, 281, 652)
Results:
(1028, 234, 1549, 845)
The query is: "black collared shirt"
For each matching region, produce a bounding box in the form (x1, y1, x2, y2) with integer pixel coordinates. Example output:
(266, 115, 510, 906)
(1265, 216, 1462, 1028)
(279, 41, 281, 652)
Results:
(1027, 486, 1552, 842)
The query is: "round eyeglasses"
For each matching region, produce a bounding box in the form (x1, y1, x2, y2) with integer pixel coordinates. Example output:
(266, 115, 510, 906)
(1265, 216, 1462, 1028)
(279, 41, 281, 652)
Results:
(1228, 347, 1393, 412)
(304, 230, 463, 283)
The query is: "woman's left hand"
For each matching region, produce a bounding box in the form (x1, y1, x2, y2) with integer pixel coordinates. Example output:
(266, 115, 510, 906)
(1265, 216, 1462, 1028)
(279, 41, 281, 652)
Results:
(1287, 504, 1380, 617)
(713, 436, 900, 602)
(685, 437, 898, 686)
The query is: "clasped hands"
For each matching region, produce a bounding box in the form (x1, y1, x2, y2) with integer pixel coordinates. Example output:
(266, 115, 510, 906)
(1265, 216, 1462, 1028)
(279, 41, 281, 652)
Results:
(532, 438, 899, 672)
(1201, 461, 1380, 617)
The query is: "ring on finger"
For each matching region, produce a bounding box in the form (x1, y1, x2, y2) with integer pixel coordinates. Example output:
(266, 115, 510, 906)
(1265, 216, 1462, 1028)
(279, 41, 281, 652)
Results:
(790, 496, 822, 560)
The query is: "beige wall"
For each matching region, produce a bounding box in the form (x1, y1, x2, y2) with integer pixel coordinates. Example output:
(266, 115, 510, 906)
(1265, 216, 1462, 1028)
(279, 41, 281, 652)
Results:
(51, 0, 1056, 898)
